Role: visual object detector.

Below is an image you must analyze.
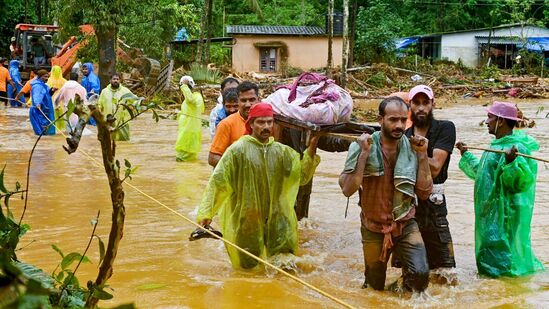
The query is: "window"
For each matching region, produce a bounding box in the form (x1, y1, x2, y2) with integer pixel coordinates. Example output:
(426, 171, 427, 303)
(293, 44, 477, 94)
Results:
(260, 48, 277, 72)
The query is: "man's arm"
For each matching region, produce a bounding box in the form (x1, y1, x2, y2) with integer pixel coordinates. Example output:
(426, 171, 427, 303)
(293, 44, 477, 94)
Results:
(208, 120, 231, 167)
(208, 152, 222, 167)
(299, 135, 321, 185)
(456, 142, 480, 180)
(410, 135, 433, 200)
(429, 121, 456, 178)
(15, 91, 24, 103)
(429, 149, 449, 179)
(339, 134, 371, 197)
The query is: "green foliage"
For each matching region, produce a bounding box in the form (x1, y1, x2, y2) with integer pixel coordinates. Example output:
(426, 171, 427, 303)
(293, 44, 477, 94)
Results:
(76, 35, 99, 64)
(511, 49, 544, 75)
(188, 63, 222, 84)
(224, 0, 322, 27)
(0, 166, 120, 308)
(480, 64, 502, 80)
(366, 72, 388, 88)
(119, 2, 200, 60)
(208, 45, 231, 66)
(355, 2, 404, 64)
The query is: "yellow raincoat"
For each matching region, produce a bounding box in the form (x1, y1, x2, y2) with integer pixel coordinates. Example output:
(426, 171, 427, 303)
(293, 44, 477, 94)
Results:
(175, 84, 204, 161)
(98, 84, 134, 141)
(47, 66, 67, 131)
(197, 135, 320, 269)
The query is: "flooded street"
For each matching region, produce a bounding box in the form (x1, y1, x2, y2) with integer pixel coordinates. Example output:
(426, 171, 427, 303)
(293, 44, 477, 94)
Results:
(0, 99, 548, 308)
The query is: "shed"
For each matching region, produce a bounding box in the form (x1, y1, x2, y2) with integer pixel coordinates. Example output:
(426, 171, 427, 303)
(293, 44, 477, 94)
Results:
(226, 25, 343, 73)
(398, 23, 549, 68)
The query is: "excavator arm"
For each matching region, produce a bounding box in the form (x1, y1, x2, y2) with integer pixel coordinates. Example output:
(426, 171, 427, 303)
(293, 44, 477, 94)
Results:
(51, 24, 162, 93)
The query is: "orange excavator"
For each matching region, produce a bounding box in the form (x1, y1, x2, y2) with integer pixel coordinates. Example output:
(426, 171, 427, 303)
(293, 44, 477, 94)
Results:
(12, 24, 170, 94)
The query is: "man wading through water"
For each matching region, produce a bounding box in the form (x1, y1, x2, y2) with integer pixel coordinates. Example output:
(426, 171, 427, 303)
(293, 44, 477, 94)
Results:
(456, 101, 544, 278)
(403, 85, 457, 284)
(197, 103, 320, 269)
(339, 97, 433, 292)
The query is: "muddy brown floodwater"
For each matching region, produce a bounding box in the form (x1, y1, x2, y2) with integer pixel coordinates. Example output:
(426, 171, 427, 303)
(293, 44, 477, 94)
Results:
(0, 99, 548, 308)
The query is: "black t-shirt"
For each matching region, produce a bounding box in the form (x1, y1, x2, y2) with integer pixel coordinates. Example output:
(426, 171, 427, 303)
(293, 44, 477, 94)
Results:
(405, 119, 456, 184)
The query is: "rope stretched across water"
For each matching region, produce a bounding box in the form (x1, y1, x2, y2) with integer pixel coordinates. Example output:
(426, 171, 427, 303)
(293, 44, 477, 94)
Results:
(33, 107, 356, 309)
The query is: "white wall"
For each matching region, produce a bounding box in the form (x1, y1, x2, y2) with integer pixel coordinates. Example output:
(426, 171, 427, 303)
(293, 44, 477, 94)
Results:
(440, 25, 549, 67)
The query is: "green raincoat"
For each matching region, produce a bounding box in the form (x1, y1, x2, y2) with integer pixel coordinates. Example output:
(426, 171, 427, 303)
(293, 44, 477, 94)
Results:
(459, 130, 544, 277)
(98, 84, 134, 141)
(197, 135, 320, 269)
(175, 84, 204, 161)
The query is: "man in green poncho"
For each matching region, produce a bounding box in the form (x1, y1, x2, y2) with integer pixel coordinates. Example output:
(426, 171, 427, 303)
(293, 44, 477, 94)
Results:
(97, 73, 135, 141)
(197, 103, 320, 269)
(175, 75, 204, 161)
(456, 101, 544, 278)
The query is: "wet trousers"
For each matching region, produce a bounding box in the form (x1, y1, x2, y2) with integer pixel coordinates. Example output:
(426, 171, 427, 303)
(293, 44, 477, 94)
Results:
(361, 219, 429, 292)
(415, 197, 456, 269)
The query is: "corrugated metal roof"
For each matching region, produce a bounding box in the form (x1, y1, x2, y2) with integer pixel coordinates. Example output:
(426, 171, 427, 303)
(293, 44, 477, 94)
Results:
(226, 25, 325, 36)
(476, 36, 523, 44)
(408, 23, 547, 39)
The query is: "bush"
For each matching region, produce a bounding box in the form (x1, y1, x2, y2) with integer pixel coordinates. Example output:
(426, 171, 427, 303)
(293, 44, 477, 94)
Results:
(188, 62, 222, 84)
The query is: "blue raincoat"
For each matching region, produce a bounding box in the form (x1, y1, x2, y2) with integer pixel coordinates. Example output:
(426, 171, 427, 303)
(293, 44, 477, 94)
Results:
(81, 63, 100, 125)
(7, 60, 24, 107)
(29, 78, 55, 135)
(81, 63, 100, 99)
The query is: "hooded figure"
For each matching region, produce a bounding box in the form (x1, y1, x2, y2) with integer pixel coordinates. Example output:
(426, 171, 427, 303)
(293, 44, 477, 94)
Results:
(97, 74, 135, 141)
(29, 70, 55, 135)
(81, 63, 100, 99)
(458, 102, 544, 277)
(197, 103, 320, 269)
(47, 66, 67, 131)
(175, 76, 204, 161)
(8, 60, 24, 107)
(81, 63, 100, 126)
(54, 75, 91, 135)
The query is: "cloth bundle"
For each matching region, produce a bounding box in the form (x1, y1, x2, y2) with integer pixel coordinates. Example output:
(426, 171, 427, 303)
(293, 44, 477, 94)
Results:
(264, 72, 353, 124)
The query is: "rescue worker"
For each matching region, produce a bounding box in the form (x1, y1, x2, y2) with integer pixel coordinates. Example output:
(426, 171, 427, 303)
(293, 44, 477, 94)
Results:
(0, 58, 15, 107)
(54, 72, 90, 135)
(47, 66, 67, 130)
(208, 81, 259, 167)
(15, 70, 37, 107)
(339, 96, 432, 292)
(29, 70, 55, 135)
(7, 60, 24, 107)
(197, 103, 320, 269)
(81, 63, 100, 99)
(209, 77, 239, 138)
(30, 37, 49, 65)
(175, 75, 204, 161)
(456, 101, 544, 277)
(97, 73, 136, 141)
(403, 85, 457, 284)
(9, 37, 19, 59)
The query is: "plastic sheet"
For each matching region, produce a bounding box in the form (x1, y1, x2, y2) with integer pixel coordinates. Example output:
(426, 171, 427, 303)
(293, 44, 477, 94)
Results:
(197, 135, 320, 269)
(459, 130, 545, 277)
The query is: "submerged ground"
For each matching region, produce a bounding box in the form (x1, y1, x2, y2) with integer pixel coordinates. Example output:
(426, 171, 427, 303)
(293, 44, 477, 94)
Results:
(0, 99, 548, 308)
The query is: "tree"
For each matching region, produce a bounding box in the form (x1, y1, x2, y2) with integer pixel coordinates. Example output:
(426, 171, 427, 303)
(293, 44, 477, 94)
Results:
(354, 1, 405, 64)
(327, 0, 334, 77)
(54, 0, 196, 88)
(341, 0, 349, 88)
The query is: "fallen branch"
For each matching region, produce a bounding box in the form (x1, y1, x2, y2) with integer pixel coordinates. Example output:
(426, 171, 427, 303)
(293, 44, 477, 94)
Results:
(349, 74, 376, 90)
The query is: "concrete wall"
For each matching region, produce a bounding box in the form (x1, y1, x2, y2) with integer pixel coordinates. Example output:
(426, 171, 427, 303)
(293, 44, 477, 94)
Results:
(231, 35, 343, 72)
(440, 25, 549, 67)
